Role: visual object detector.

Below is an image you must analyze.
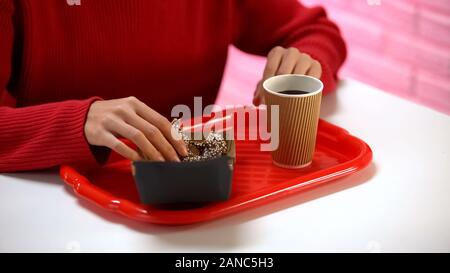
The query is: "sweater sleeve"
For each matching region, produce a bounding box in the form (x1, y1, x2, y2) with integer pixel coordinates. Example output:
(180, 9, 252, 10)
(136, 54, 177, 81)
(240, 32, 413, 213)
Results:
(0, 1, 107, 172)
(232, 0, 347, 94)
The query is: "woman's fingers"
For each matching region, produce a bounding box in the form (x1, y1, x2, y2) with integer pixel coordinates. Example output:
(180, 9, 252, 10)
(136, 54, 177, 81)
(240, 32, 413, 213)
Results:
(254, 47, 323, 106)
(253, 87, 262, 106)
(293, 53, 313, 75)
(256, 47, 319, 104)
(256, 46, 292, 106)
(101, 132, 142, 161)
(155, 118, 188, 158)
(125, 113, 181, 162)
(85, 97, 190, 161)
(134, 101, 188, 157)
(277, 48, 300, 75)
(306, 60, 322, 79)
(265, 47, 320, 78)
(253, 81, 265, 106)
(106, 118, 164, 161)
(263, 46, 284, 79)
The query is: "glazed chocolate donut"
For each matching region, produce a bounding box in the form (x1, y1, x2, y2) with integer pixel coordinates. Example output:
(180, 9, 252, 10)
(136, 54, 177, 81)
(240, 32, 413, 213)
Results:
(172, 119, 228, 162)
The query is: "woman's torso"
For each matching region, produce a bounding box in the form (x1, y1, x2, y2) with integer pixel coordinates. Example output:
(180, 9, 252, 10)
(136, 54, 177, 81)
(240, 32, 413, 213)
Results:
(10, 0, 235, 117)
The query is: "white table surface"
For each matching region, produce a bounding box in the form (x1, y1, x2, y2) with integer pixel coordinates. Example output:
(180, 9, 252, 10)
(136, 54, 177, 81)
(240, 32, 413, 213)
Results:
(1, 79, 449, 253)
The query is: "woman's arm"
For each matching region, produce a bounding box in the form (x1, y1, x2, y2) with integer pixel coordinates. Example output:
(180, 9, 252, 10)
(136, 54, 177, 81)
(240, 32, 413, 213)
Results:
(0, 1, 105, 172)
(0, 1, 186, 173)
(233, 0, 347, 95)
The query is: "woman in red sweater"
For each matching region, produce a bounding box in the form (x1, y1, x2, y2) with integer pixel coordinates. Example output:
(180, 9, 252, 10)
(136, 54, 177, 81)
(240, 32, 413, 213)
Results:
(0, 0, 346, 172)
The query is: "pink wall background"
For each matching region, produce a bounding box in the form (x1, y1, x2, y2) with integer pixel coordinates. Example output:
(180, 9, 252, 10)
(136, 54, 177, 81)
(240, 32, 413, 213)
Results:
(217, 0, 450, 115)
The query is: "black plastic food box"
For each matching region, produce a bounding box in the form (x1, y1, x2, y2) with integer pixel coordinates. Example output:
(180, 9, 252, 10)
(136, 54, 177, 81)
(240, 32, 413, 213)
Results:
(132, 140, 235, 205)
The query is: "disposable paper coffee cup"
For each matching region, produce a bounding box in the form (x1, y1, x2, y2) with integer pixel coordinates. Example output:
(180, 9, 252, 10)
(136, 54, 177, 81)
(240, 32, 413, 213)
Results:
(263, 75, 323, 168)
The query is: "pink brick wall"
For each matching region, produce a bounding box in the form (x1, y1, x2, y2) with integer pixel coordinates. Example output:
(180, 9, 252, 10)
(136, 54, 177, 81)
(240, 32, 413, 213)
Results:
(217, 0, 450, 114)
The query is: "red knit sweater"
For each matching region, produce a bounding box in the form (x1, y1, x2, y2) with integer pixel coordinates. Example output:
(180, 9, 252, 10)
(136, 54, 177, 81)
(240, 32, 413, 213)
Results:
(0, 0, 346, 172)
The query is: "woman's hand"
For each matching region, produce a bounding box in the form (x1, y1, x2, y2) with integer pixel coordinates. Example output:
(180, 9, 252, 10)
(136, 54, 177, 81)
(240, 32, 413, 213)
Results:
(84, 97, 188, 162)
(253, 46, 323, 105)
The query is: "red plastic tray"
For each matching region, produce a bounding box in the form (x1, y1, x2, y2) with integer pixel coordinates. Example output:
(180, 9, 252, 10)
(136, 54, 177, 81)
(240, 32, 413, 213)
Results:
(60, 111, 372, 225)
